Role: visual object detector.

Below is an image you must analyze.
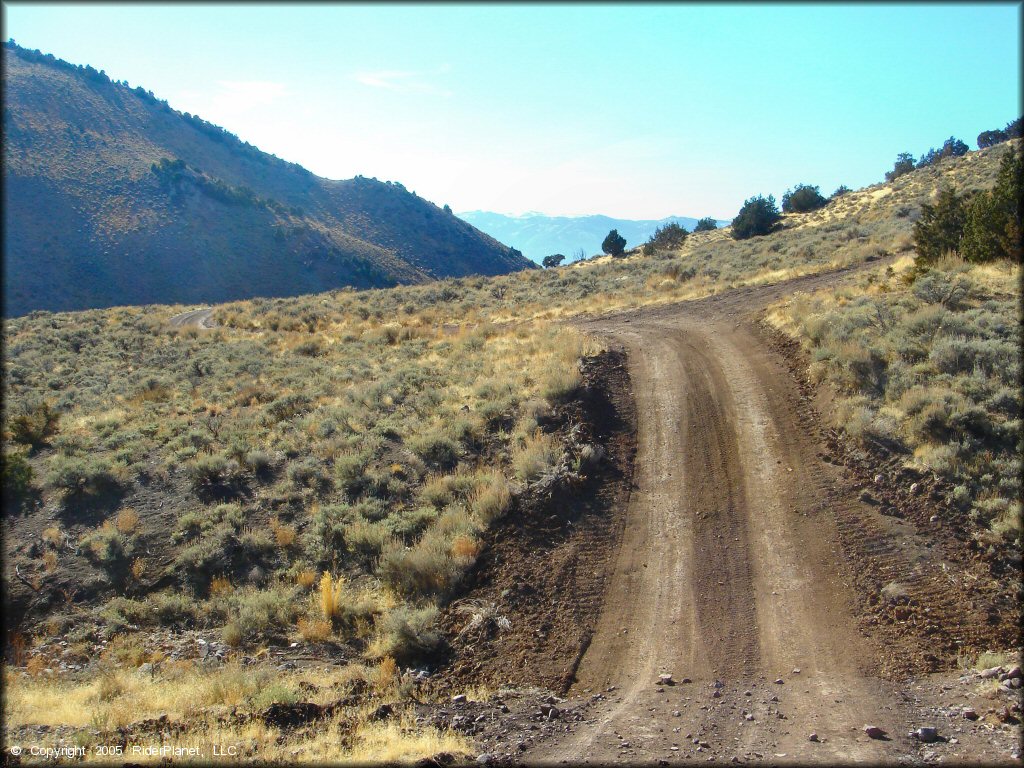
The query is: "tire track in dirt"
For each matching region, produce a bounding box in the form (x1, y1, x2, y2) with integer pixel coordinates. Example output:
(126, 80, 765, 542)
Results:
(529, 264, 918, 764)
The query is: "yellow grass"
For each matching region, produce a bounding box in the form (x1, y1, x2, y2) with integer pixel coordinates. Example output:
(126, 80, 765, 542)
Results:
(2, 665, 472, 765)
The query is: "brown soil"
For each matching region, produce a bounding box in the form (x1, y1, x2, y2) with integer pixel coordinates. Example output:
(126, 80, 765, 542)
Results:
(445, 264, 1020, 765)
(434, 348, 637, 694)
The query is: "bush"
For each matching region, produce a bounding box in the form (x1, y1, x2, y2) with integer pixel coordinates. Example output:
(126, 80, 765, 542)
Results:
(186, 453, 242, 492)
(7, 401, 60, 449)
(642, 222, 688, 255)
(378, 535, 458, 596)
(542, 254, 566, 268)
(371, 605, 441, 663)
(334, 451, 370, 497)
(731, 194, 781, 240)
(885, 152, 916, 182)
(831, 185, 851, 198)
(46, 455, 125, 497)
(781, 184, 827, 213)
(961, 146, 1022, 263)
(409, 432, 460, 470)
(977, 129, 1008, 149)
(601, 229, 627, 257)
(2, 451, 34, 509)
(80, 525, 134, 580)
(693, 217, 718, 232)
(913, 185, 969, 265)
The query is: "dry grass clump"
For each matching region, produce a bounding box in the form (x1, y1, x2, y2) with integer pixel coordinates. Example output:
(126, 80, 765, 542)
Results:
(512, 429, 561, 482)
(769, 253, 1020, 546)
(2, 663, 472, 763)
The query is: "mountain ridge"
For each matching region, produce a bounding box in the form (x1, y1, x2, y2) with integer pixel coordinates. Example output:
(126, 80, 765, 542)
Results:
(457, 210, 730, 264)
(2, 42, 534, 316)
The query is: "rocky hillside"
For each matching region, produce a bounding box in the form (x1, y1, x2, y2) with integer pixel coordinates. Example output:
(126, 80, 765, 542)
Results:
(2, 43, 534, 316)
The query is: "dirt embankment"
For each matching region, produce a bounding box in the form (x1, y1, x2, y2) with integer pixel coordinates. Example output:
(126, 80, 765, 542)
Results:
(436, 348, 637, 694)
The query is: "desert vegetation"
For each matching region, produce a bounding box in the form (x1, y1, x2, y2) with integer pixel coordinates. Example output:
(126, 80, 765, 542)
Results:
(769, 251, 1021, 549)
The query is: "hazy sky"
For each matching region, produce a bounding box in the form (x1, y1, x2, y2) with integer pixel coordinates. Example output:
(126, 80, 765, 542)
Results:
(4, 3, 1020, 219)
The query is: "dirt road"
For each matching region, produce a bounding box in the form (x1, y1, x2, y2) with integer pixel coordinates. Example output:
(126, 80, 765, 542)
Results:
(167, 306, 215, 328)
(528, 269, 921, 763)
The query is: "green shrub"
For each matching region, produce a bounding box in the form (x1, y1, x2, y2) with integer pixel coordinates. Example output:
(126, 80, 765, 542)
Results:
(601, 229, 627, 257)
(1, 451, 34, 508)
(46, 455, 125, 497)
(372, 605, 441, 663)
(378, 534, 458, 596)
(173, 528, 234, 589)
(344, 518, 390, 563)
(7, 401, 60, 449)
(185, 453, 242, 492)
(229, 585, 300, 641)
(693, 217, 718, 232)
(148, 591, 197, 628)
(781, 184, 827, 213)
(885, 152, 916, 181)
(731, 195, 781, 240)
(409, 431, 460, 470)
(80, 526, 134, 578)
(961, 146, 1022, 263)
(335, 451, 370, 497)
(913, 186, 969, 265)
(642, 222, 688, 255)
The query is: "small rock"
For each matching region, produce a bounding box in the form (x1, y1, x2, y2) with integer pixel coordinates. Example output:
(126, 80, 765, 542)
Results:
(659, 673, 675, 685)
(979, 666, 1002, 679)
(475, 754, 494, 765)
(712, 690, 721, 698)
(808, 733, 819, 742)
(929, 515, 939, 523)
(452, 694, 467, 704)
(863, 725, 887, 739)
(913, 726, 938, 743)
(909, 482, 919, 494)
(713, 680, 725, 689)
(874, 474, 884, 485)
(1005, 665, 1022, 680)
(792, 668, 801, 674)
(774, 678, 784, 685)
(681, 677, 692, 684)
(962, 708, 979, 720)
(744, 713, 754, 721)
(673, 711, 681, 717)
(1010, 677, 1022, 689)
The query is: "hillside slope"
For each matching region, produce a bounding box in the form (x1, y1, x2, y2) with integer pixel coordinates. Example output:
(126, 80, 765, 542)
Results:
(458, 210, 728, 263)
(2, 43, 533, 316)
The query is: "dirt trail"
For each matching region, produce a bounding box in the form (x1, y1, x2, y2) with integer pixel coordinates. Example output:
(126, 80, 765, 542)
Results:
(531, 267, 920, 764)
(167, 306, 214, 328)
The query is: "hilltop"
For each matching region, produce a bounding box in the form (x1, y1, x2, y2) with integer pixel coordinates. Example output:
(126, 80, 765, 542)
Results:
(1, 42, 534, 316)
(458, 210, 728, 263)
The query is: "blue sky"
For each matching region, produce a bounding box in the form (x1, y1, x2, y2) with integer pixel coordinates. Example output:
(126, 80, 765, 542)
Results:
(3, 3, 1020, 219)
